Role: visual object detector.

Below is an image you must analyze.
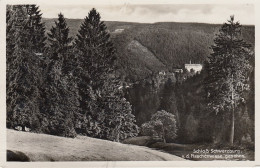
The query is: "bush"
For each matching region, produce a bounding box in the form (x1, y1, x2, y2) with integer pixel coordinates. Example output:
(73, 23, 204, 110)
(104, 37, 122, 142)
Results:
(141, 110, 177, 142)
(141, 120, 163, 138)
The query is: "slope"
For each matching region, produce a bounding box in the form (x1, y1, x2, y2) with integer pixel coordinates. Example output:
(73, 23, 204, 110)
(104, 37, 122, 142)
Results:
(120, 40, 166, 80)
(7, 129, 185, 161)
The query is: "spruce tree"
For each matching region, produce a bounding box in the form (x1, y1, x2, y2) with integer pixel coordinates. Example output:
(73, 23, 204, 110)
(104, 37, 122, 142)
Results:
(6, 6, 15, 61)
(99, 78, 139, 141)
(47, 13, 73, 57)
(44, 13, 78, 137)
(26, 5, 46, 53)
(204, 16, 253, 145)
(74, 8, 138, 140)
(6, 5, 43, 130)
(74, 8, 115, 135)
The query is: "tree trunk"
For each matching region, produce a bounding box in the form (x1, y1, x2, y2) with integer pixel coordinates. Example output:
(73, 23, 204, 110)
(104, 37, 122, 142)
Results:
(163, 138, 166, 143)
(229, 74, 235, 145)
(230, 108, 235, 145)
(162, 125, 166, 143)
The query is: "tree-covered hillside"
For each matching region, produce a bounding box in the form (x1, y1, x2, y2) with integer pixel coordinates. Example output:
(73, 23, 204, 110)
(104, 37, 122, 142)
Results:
(7, 5, 255, 155)
(43, 19, 254, 81)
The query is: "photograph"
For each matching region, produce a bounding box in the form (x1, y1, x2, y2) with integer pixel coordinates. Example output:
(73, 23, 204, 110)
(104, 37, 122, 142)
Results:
(0, 0, 257, 166)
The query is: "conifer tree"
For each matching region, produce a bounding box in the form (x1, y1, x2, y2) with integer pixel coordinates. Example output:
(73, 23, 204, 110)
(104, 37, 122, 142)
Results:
(204, 16, 253, 145)
(74, 8, 138, 140)
(74, 8, 115, 133)
(6, 5, 43, 130)
(26, 5, 46, 53)
(6, 6, 15, 60)
(98, 78, 139, 141)
(48, 13, 73, 57)
(43, 13, 78, 137)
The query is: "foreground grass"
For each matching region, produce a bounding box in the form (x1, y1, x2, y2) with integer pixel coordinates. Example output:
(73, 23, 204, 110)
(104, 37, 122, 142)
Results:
(7, 129, 185, 161)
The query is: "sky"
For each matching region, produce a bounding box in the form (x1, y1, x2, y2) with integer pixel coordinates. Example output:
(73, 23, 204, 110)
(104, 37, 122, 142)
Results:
(38, 4, 254, 25)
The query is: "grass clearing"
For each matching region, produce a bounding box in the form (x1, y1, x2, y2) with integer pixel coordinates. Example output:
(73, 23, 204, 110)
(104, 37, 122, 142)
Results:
(7, 129, 185, 161)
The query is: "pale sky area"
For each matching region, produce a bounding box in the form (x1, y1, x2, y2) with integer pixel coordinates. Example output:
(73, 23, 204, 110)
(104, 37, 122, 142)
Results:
(38, 4, 254, 25)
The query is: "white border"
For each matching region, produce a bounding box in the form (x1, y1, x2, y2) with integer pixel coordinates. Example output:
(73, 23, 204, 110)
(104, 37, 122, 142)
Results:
(0, 0, 259, 167)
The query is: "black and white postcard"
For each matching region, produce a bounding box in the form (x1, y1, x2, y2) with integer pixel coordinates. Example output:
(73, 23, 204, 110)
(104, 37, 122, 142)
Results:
(0, 0, 259, 167)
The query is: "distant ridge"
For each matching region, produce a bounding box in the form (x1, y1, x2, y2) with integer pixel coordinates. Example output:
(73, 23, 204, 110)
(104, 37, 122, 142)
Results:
(42, 18, 255, 80)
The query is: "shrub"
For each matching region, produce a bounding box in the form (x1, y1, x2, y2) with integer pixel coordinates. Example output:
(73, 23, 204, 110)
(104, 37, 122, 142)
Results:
(141, 120, 163, 138)
(141, 110, 177, 142)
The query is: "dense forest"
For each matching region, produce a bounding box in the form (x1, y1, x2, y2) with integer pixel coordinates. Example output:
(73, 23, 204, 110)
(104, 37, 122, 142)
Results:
(7, 5, 254, 148)
(44, 18, 254, 81)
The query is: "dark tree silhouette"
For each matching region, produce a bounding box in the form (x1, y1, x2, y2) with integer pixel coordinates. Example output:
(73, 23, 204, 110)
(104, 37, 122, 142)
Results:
(6, 5, 44, 131)
(204, 16, 253, 145)
(74, 8, 138, 140)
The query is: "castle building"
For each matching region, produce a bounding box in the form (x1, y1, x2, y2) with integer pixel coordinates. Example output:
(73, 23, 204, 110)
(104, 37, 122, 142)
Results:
(185, 61, 203, 73)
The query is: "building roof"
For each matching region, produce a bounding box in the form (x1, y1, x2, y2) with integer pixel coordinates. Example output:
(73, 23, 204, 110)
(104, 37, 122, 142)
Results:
(184, 64, 202, 66)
